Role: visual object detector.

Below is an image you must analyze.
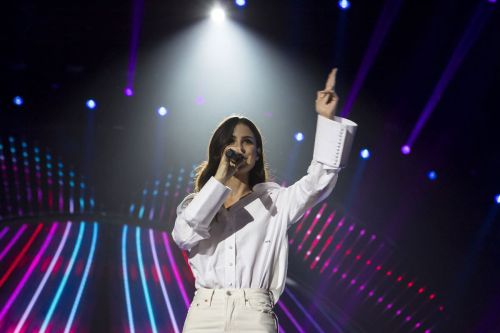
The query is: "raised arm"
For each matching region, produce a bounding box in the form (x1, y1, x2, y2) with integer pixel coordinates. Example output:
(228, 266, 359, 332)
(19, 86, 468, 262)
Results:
(277, 69, 357, 227)
(171, 143, 249, 251)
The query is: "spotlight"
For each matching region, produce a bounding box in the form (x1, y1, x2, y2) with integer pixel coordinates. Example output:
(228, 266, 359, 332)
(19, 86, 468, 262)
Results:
(13, 96, 24, 106)
(360, 148, 370, 159)
(86, 99, 96, 109)
(158, 106, 168, 116)
(401, 145, 411, 155)
(210, 6, 226, 23)
(338, 0, 350, 10)
(294, 132, 304, 142)
(124, 87, 133, 96)
(495, 194, 500, 204)
(427, 170, 437, 181)
(235, 0, 246, 6)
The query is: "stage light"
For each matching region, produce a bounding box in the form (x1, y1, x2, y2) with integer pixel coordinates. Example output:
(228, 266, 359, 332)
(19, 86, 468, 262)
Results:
(427, 170, 437, 180)
(158, 107, 168, 116)
(235, 0, 246, 6)
(13, 96, 23, 106)
(124, 87, 133, 96)
(210, 6, 226, 23)
(338, 0, 350, 10)
(294, 132, 304, 142)
(195, 96, 206, 105)
(495, 194, 500, 204)
(86, 99, 96, 109)
(401, 145, 411, 155)
(360, 148, 370, 159)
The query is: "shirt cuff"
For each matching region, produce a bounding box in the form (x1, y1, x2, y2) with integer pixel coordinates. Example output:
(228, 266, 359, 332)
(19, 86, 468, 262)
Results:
(184, 177, 231, 229)
(313, 115, 358, 169)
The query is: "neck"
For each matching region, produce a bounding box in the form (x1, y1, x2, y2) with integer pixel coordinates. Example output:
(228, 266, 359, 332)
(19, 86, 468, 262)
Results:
(226, 173, 251, 196)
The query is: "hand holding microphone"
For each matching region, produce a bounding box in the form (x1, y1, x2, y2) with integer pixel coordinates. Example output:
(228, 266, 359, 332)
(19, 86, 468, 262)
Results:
(225, 148, 245, 164)
(214, 147, 246, 184)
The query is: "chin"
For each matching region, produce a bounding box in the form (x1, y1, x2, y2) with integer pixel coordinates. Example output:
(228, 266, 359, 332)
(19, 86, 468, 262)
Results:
(235, 169, 250, 177)
(235, 165, 254, 177)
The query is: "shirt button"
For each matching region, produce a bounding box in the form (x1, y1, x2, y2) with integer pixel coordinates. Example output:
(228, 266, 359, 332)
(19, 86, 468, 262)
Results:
(226, 291, 232, 295)
(229, 262, 233, 266)
(229, 246, 233, 249)
(229, 283, 233, 286)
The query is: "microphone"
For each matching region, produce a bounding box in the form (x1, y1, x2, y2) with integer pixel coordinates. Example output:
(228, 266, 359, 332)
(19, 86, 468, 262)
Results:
(225, 149, 244, 163)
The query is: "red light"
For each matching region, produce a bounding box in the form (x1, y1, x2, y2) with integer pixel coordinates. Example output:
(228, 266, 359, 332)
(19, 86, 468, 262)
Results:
(355, 255, 361, 260)
(386, 271, 392, 276)
(418, 287, 425, 294)
(376, 265, 382, 271)
(407, 281, 414, 288)
(152, 266, 159, 282)
(366, 260, 371, 265)
(345, 250, 351, 255)
(397, 276, 403, 282)
(429, 294, 436, 300)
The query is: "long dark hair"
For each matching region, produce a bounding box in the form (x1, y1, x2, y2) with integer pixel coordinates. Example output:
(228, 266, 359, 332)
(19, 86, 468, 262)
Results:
(194, 116, 269, 192)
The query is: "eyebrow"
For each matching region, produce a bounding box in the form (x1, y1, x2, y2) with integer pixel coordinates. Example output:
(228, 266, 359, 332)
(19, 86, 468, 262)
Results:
(231, 135, 255, 140)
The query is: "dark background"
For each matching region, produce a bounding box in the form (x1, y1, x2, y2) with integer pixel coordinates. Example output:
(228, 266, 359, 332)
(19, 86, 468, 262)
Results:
(1, 0, 499, 331)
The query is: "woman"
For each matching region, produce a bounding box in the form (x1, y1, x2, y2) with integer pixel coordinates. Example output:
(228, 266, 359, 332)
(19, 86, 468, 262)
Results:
(172, 68, 357, 332)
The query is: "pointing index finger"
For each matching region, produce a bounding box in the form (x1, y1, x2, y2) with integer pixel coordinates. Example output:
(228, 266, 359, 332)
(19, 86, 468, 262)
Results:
(324, 68, 337, 91)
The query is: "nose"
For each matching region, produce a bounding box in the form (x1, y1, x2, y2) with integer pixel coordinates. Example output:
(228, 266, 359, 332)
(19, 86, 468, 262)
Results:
(237, 141, 246, 154)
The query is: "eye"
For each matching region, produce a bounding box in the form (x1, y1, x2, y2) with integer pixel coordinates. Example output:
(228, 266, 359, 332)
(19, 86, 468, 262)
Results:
(244, 139, 254, 144)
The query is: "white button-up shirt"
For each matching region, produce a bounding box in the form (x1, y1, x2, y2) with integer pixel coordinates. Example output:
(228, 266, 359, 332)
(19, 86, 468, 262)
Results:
(172, 115, 357, 304)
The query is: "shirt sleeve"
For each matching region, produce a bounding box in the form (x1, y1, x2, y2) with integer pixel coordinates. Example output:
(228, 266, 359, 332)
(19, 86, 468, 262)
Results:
(171, 177, 231, 251)
(277, 114, 357, 227)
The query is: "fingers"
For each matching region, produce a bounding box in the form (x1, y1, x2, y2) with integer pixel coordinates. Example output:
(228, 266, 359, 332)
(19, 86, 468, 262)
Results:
(222, 146, 246, 169)
(316, 90, 338, 103)
(324, 68, 337, 91)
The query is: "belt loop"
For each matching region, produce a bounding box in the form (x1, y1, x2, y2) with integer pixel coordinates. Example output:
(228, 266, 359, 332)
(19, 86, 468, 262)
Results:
(243, 289, 248, 302)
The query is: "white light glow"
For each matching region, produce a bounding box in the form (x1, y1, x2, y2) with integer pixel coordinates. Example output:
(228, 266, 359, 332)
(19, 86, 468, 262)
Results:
(210, 7, 226, 23)
(158, 107, 168, 116)
(294, 132, 304, 142)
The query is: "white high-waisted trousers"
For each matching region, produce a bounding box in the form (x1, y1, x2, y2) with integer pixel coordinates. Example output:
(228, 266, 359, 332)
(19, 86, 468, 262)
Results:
(182, 288, 279, 333)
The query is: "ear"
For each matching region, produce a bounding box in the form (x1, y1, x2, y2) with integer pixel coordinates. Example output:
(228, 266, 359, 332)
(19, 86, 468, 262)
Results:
(256, 148, 262, 160)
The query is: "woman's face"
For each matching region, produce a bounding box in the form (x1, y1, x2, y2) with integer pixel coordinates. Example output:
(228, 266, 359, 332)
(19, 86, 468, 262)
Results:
(227, 122, 260, 176)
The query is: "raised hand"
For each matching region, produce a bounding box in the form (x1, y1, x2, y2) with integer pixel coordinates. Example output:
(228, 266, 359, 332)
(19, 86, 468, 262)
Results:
(315, 68, 339, 119)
